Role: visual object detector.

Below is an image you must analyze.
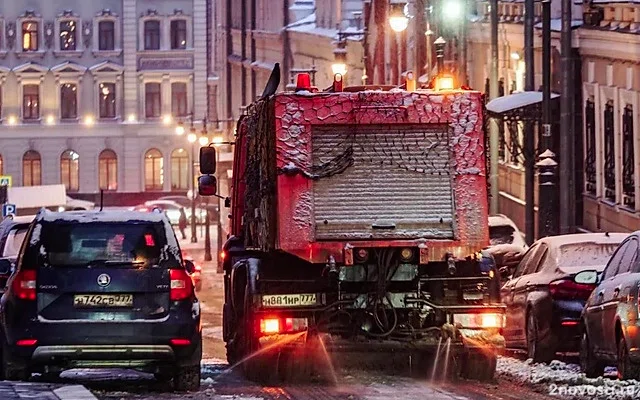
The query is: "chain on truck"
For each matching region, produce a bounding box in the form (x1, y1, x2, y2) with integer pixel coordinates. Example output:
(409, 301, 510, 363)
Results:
(198, 66, 506, 383)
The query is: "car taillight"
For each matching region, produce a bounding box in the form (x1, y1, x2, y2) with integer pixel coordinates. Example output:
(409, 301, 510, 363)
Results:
(12, 270, 36, 301)
(549, 279, 595, 300)
(259, 317, 308, 336)
(170, 269, 193, 301)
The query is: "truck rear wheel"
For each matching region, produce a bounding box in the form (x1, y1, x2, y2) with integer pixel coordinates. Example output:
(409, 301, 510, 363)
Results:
(461, 352, 497, 382)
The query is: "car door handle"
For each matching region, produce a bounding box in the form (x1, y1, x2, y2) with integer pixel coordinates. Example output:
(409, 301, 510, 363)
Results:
(613, 286, 621, 297)
(597, 290, 605, 297)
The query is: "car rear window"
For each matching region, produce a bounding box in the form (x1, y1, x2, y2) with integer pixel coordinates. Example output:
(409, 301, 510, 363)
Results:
(33, 222, 167, 268)
(2, 228, 28, 258)
(558, 242, 621, 270)
(489, 225, 515, 246)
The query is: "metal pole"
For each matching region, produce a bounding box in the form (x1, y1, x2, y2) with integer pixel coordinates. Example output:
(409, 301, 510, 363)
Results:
(523, 0, 535, 244)
(489, 0, 499, 215)
(538, 0, 557, 238)
(190, 142, 197, 243)
(560, 0, 574, 233)
(415, 0, 427, 79)
(216, 164, 223, 273)
(204, 201, 212, 261)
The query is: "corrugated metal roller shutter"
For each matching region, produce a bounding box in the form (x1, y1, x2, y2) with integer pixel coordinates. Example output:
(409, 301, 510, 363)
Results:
(312, 125, 455, 240)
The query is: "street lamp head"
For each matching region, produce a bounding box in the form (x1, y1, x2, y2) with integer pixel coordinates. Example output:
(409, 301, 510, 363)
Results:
(199, 135, 209, 146)
(175, 122, 185, 135)
(162, 114, 173, 125)
(187, 132, 197, 143)
(331, 62, 348, 76)
(442, 0, 463, 20)
(389, 13, 409, 33)
(510, 51, 521, 60)
(212, 135, 224, 146)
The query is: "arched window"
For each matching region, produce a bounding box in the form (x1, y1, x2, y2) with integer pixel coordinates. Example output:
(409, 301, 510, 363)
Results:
(144, 149, 163, 191)
(171, 148, 189, 190)
(99, 150, 118, 191)
(23, 150, 41, 187)
(60, 150, 80, 192)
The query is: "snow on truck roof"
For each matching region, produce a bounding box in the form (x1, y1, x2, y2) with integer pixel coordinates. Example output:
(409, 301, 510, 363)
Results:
(35, 209, 169, 224)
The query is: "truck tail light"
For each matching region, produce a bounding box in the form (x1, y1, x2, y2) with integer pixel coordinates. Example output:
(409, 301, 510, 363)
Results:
(406, 71, 416, 91)
(13, 269, 36, 301)
(435, 74, 455, 91)
(259, 317, 308, 336)
(453, 313, 505, 329)
(170, 269, 193, 301)
(549, 279, 595, 301)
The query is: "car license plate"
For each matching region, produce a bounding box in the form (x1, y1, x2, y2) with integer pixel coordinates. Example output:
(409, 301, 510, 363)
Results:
(261, 294, 317, 308)
(73, 294, 133, 308)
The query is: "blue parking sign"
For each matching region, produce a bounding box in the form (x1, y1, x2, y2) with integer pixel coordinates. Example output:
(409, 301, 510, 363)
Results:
(2, 204, 16, 217)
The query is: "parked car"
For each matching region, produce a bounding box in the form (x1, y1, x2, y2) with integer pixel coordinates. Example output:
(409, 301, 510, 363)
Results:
(0, 209, 202, 390)
(133, 200, 208, 225)
(501, 232, 626, 363)
(580, 231, 640, 380)
(487, 214, 528, 271)
(158, 196, 218, 219)
(0, 216, 34, 292)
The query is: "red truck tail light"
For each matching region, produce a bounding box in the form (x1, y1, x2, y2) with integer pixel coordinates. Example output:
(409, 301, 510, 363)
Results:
(259, 317, 308, 336)
(549, 279, 595, 300)
(170, 269, 193, 301)
(13, 270, 36, 301)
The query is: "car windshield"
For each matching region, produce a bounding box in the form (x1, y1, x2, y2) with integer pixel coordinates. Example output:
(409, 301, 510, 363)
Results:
(489, 225, 516, 246)
(37, 222, 166, 267)
(558, 242, 621, 271)
(2, 228, 28, 258)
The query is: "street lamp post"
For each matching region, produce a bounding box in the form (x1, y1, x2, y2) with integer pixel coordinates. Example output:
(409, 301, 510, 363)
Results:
(187, 130, 198, 243)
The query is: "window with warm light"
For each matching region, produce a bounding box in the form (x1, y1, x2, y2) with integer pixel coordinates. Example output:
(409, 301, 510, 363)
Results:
(170, 20, 187, 50)
(23, 84, 40, 120)
(98, 20, 115, 51)
(99, 83, 116, 119)
(99, 149, 118, 191)
(22, 21, 38, 51)
(60, 83, 78, 120)
(60, 150, 80, 192)
(171, 148, 189, 190)
(22, 150, 42, 187)
(144, 20, 161, 50)
(59, 20, 77, 51)
(171, 82, 188, 117)
(144, 148, 164, 191)
(145, 83, 161, 118)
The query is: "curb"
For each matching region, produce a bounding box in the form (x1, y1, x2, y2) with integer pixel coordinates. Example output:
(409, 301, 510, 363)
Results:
(53, 385, 98, 400)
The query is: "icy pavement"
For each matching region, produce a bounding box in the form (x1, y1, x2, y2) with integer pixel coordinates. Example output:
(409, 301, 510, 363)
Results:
(496, 356, 640, 399)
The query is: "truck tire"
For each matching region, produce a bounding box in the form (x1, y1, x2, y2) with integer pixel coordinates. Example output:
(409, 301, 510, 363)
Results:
(461, 352, 497, 382)
(240, 287, 279, 384)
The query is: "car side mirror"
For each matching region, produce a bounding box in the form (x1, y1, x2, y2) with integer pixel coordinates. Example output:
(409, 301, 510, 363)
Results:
(184, 259, 196, 274)
(0, 258, 12, 275)
(200, 146, 217, 174)
(198, 175, 217, 196)
(575, 270, 598, 285)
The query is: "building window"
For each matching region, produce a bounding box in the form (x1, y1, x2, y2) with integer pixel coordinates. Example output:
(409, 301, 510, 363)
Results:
(98, 20, 115, 51)
(622, 105, 635, 210)
(585, 99, 596, 195)
(60, 83, 78, 120)
(145, 149, 164, 191)
(22, 21, 39, 51)
(144, 20, 161, 50)
(145, 82, 161, 118)
(59, 20, 77, 51)
(171, 82, 188, 117)
(603, 100, 615, 202)
(22, 150, 41, 187)
(60, 150, 79, 192)
(99, 83, 116, 119)
(23, 84, 40, 120)
(99, 149, 117, 191)
(170, 20, 187, 50)
(171, 148, 189, 190)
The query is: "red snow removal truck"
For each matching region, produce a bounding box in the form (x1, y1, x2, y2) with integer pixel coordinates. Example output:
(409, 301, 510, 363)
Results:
(203, 69, 505, 382)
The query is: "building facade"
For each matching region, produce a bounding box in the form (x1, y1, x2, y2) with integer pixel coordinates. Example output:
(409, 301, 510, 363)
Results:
(0, 0, 208, 205)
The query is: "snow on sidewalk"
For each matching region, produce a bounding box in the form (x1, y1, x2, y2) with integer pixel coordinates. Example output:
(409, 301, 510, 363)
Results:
(497, 356, 640, 399)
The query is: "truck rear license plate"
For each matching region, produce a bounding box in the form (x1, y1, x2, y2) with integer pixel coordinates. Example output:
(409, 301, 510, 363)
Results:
(261, 294, 317, 308)
(73, 294, 133, 308)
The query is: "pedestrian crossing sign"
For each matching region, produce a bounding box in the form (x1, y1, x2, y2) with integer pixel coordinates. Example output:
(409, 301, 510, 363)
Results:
(0, 176, 11, 187)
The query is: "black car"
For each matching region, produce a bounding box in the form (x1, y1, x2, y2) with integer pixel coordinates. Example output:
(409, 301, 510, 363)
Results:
(580, 231, 640, 380)
(501, 233, 626, 363)
(0, 216, 34, 291)
(0, 209, 202, 391)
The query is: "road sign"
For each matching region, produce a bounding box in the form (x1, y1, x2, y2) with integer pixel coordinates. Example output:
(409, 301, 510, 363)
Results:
(2, 204, 16, 217)
(0, 176, 12, 187)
